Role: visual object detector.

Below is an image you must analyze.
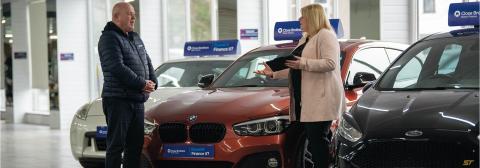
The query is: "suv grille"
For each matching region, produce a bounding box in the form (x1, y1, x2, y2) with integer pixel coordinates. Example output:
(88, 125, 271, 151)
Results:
(158, 123, 226, 143)
(352, 141, 478, 168)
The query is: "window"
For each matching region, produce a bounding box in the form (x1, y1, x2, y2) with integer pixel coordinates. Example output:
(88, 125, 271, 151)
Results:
(191, 0, 212, 41)
(155, 61, 233, 87)
(393, 48, 430, 88)
(437, 44, 461, 75)
(377, 35, 479, 90)
(347, 48, 390, 85)
(423, 0, 435, 13)
(385, 49, 403, 62)
(213, 50, 291, 88)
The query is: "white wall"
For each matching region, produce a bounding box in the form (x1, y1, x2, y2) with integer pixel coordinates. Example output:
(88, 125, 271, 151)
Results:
(418, 0, 463, 39)
(29, 1, 50, 114)
(237, 0, 263, 54)
(380, 0, 410, 44)
(10, 0, 33, 123)
(56, 0, 90, 129)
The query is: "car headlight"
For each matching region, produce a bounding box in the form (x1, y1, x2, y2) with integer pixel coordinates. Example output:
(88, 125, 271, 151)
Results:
(337, 116, 362, 142)
(144, 118, 157, 135)
(75, 103, 91, 120)
(233, 116, 290, 136)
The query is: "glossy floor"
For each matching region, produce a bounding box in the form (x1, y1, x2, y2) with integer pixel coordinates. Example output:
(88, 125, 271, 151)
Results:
(1, 122, 82, 168)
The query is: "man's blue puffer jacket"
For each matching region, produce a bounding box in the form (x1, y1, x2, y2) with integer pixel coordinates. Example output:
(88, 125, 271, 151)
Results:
(98, 22, 157, 102)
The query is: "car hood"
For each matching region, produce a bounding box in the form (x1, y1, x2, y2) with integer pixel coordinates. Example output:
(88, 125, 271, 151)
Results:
(87, 87, 198, 116)
(146, 87, 290, 125)
(351, 89, 479, 138)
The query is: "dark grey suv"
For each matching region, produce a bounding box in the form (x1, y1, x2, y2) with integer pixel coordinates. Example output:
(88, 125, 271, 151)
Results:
(332, 2, 479, 168)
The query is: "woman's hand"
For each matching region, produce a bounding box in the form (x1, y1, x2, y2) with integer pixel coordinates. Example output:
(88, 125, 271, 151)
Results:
(285, 56, 301, 69)
(254, 62, 273, 78)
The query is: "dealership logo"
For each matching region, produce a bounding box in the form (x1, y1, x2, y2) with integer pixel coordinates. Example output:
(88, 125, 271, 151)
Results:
(454, 10, 461, 17)
(187, 115, 198, 123)
(453, 10, 480, 18)
(405, 130, 423, 137)
(277, 28, 283, 34)
(187, 46, 192, 51)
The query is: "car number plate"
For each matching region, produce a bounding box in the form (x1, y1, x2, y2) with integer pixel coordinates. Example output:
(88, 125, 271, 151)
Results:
(162, 144, 214, 158)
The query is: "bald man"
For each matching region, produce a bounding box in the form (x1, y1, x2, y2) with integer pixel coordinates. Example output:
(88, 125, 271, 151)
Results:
(98, 2, 157, 168)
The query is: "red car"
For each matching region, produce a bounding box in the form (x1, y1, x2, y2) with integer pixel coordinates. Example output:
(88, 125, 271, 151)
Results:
(141, 39, 407, 168)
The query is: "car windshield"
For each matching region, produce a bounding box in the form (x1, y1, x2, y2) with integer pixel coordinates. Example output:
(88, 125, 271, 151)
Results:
(154, 60, 233, 87)
(377, 35, 479, 91)
(212, 50, 292, 88)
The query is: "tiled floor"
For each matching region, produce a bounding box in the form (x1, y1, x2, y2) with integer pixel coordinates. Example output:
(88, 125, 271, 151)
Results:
(1, 122, 82, 168)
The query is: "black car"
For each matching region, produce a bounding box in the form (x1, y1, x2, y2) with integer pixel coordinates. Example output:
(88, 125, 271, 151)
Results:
(332, 2, 479, 168)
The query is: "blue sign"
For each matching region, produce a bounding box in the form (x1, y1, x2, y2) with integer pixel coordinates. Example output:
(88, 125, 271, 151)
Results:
(162, 144, 214, 158)
(184, 39, 240, 57)
(60, 53, 74, 61)
(14, 52, 27, 59)
(96, 126, 108, 139)
(274, 19, 345, 41)
(274, 21, 303, 41)
(448, 2, 480, 26)
(240, 29, 259, 40)
(329, 19, 344, 38)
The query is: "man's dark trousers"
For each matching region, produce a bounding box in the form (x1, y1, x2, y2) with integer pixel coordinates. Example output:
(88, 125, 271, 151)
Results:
(103, 97, 144, 168)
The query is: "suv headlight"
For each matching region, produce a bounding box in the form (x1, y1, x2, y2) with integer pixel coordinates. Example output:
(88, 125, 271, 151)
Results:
(233, 116, 290, 136)
(75, 103, 91, 120)
(337, 116, 362, 142)
(144, 118, 157, 135)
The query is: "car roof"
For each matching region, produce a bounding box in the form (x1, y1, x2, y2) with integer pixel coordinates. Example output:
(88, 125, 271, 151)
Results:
(421, 27, 479, 41)
(249, 39, 409, 53)
(164, 56, 238, 63)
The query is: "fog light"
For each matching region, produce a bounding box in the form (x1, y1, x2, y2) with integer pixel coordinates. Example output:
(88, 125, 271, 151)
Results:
(267, 158, 279, 168)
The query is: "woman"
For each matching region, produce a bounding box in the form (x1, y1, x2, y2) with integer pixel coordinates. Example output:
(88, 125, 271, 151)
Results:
(255, 4, 345, 168)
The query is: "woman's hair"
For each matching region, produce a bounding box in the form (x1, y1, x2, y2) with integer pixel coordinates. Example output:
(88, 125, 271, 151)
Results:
(301, 4, 332, 37)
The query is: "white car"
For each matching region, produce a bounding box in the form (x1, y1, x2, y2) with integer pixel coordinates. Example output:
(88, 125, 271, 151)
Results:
(70, 57, 236, 168)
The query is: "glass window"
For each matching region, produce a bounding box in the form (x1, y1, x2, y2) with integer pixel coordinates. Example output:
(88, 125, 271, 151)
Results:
(385, 48, 403, 62)
(393, 47, 430, 88)
(191, 0, 212, 41)
(437, 44, 461, 75)
(155, 60, 233, 87)
(423, 0, 435, 13)
(377, 36, 479, 90)
(347, 48, 390, 85)
(212, 50, 292, 88)
(167, 0, 187, 60)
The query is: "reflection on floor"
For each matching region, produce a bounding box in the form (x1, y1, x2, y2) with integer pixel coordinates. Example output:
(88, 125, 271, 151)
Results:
(1, 123, 82, 168)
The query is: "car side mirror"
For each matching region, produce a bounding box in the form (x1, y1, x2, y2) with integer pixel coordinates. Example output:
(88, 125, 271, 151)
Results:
(197, 74, 215, 88)
(348, 72, 376, 90)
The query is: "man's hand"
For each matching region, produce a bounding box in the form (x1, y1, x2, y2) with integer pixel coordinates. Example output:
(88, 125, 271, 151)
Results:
(254, 62, 274, 78)
(285, 56, 301, 69)
(143, 80, 156, 93)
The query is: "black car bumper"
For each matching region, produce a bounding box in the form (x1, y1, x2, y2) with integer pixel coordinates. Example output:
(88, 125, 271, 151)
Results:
(334, 137, 479, 168)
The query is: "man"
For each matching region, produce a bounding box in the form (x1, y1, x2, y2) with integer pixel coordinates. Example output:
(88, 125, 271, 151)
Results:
(98, 2, 157, 168)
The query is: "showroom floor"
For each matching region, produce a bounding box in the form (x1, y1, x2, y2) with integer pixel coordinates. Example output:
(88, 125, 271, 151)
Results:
(1, 123, 82, 168)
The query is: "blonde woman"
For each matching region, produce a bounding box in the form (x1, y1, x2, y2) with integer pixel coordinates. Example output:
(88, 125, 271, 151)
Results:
(255, 4, 345, 168)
